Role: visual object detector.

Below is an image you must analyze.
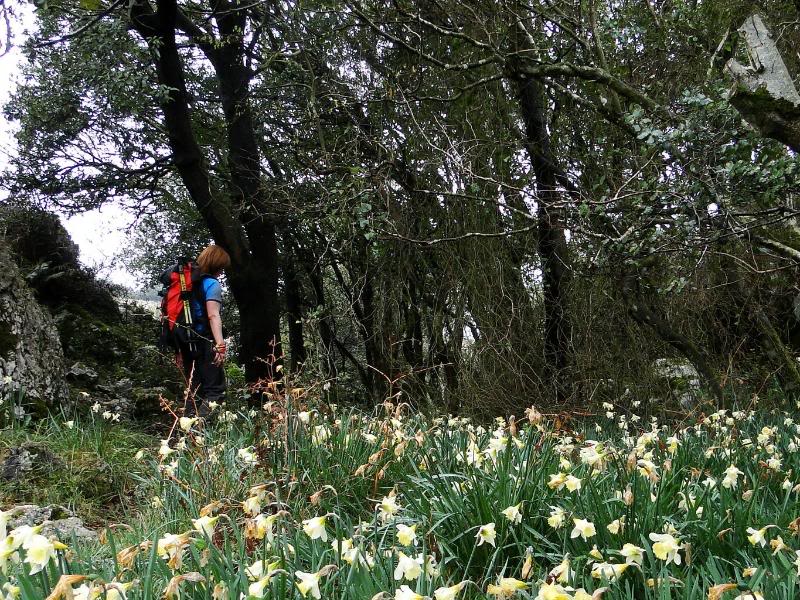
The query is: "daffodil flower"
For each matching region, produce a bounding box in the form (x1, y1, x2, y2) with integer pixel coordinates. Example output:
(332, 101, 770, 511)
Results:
(591, 561, 629, 581)
(620, 543, 644, 565)
(302, 516, 328, 542)
(434, 582, 466, 600)
(394, 551, 424, 581)
(648, 532, 681, 565)
(378, 495, 401, 522)
(570, 518, 596, 541)
(396, 524, 417, 546)
(475, 523, 496, 547)
(395, 585, 424, 600)
(534, 582, 573, 600)
(502, 503, 523, 524)
(547, 506, 566, 529)
(295, 570, 321, 599)
(191, 515, 218, 538)
(486, 577, 528, 597)
(722, 465, 744, 489)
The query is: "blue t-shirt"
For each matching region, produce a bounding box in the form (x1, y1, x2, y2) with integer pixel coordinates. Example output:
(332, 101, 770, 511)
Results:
(191, 276, 222, 333)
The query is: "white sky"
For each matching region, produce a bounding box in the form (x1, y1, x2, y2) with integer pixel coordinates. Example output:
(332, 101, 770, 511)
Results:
(0, 8, 131, 286)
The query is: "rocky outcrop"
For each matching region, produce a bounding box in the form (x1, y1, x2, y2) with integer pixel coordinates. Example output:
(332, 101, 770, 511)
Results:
(0, 241, 68, 409)
(7, 504, 96, 541)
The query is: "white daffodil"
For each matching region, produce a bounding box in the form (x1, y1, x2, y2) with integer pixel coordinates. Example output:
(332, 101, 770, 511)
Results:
(378, 496, 401, 522)
(238, 447, 258, 465)
(394, 551, 424, 581)
(565, 475, 582, 492)
(722, 465, 744, 489)
(22, 534, 62, 575)
(302, 516, 328, 542)
(620, 543, 644, 565)
(294, 570, 322, 599)
(475, 523, 496, 547)
(502, 503, 523, 524)
(570, 518, 596, 541)
(178, 416, 197, 432)
(395, 585, 424, 600)
(548, 506, 566, 529)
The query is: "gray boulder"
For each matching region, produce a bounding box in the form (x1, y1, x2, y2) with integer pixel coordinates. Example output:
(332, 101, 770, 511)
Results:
(7, 504, 96, 541)
(0, 242, 68, 409)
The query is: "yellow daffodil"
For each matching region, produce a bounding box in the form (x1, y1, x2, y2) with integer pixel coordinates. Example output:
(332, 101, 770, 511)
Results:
(396, 524, 417, 546)
(535, 582, 574, 600)
(486, 577, 528, 597)
(590, 562, 629, 581)
(648, 532, 681, 565)
(191, 515, 219, 538)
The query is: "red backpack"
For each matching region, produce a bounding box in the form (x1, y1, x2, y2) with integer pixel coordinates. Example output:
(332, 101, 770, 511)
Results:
(158, 259, 208, 353)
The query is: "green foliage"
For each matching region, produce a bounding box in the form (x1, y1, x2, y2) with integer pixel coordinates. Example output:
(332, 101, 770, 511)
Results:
(0, 413, 152, 522)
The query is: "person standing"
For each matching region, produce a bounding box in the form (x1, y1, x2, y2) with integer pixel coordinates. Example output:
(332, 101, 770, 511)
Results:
(176, 244, 231, 416)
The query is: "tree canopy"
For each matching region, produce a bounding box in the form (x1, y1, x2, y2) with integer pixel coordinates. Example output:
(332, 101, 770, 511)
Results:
(4, 0, 800, 411)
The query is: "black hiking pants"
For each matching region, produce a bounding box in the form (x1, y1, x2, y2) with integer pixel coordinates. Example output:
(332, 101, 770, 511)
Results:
(178, 338, 226, 414)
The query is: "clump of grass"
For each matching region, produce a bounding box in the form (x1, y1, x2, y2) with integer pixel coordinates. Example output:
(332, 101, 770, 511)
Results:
(0, 412, 154, 523)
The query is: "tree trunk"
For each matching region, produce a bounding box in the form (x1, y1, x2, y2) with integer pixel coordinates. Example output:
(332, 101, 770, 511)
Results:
(516, 75, 573, 401)
(129, 0, 282, 383)
(283, 255, 307, 372)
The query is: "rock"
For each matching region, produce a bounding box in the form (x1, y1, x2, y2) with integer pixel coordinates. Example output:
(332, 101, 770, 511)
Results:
(7, 504, 96, 541)
(0, 444, 63, 481)
(0, 241, 69, 407)
(132, 386, 168, 415)
(66, 362, 99, 386)
(653, 358, 703, 409)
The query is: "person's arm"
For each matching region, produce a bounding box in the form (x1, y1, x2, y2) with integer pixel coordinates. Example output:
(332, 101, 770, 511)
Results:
(206, 300, 225, 365)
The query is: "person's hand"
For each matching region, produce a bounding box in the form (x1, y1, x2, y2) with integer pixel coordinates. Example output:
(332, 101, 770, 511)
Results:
(213, 342, 226, 367)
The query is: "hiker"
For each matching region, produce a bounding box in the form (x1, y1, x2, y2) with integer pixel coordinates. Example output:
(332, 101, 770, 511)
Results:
(160, 244, 231, 416)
